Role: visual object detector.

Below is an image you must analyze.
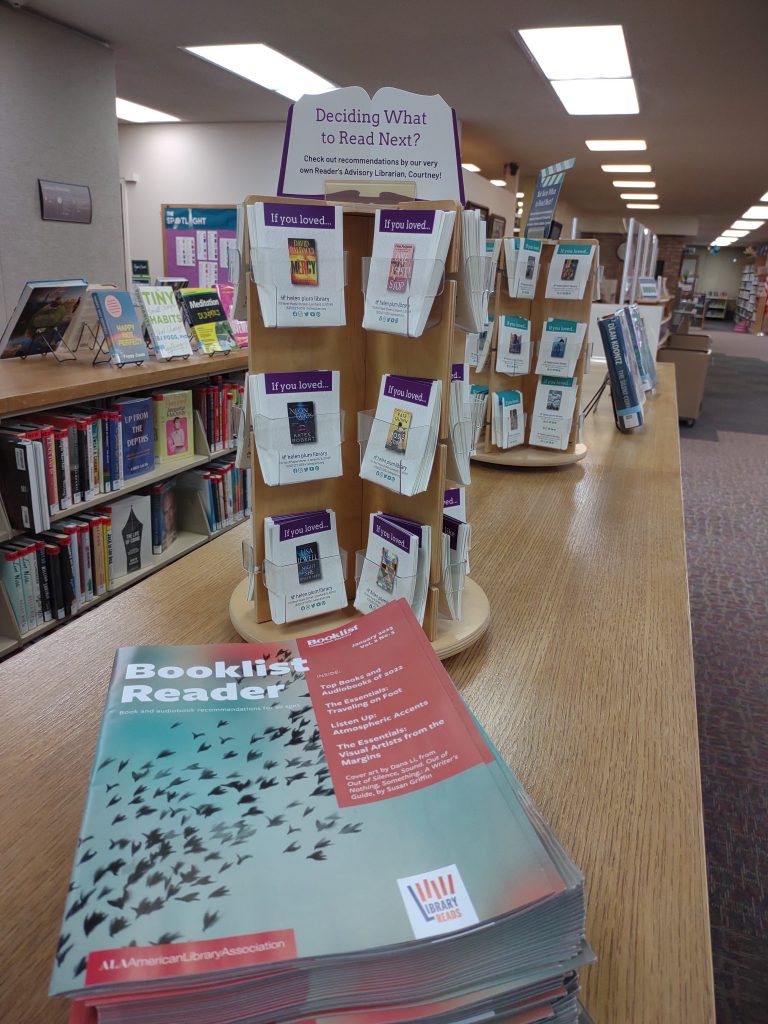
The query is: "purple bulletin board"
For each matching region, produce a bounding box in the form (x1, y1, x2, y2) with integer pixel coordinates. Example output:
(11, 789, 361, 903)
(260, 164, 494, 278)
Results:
(161, 205, 238, 287)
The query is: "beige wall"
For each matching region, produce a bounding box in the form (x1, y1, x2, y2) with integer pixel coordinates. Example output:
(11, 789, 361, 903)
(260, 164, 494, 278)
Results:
(693, 246, 748, 297)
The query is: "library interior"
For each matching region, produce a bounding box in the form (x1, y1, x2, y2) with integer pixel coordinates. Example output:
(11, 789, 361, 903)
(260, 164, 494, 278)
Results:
(1, 2, 766, 1023)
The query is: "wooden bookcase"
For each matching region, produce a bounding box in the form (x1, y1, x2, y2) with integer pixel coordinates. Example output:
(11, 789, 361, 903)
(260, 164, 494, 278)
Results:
(229, 196, 490, 657)
(0, 350, 249, 658)
(473, 239, 598, 468)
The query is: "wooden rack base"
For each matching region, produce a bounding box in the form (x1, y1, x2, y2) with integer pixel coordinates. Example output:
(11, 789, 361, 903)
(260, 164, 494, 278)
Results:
(229, 576, 490, 661)
(472, 442, 588, 468)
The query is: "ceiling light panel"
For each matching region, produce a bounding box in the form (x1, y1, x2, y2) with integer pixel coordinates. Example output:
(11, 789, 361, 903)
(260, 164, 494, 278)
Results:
(601, 164, 651, 173)
(761, 192, 768, 202)
(550, 78, 639, 115)
(490, 179, 507, 187)
(620, 193, 658, 200)
(116, 98, 179, 122)
(586, 139, 646, 151)
(184, 44, 336, 101)
(731, 220, 764, 230)
(519, 25, 631, 80)
(742, 206, 768, 220)
(723, 230, 748, 237)
(461, 163, 481, 172)
(613, 180, 655, 188)
(712, 237, 733, 246)
(626, 203, 659, 209)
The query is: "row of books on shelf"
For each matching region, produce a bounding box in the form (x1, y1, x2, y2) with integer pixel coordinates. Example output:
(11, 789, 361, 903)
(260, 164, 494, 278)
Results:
(237, 200, 594, 339)
(0, 278, 248, 363)
(597, 305, 657, 433)
(259, 488, 469, 627)
(0, 376, 245, 533)
(247, 367, 472, 494)
(0, 463, 250, 637)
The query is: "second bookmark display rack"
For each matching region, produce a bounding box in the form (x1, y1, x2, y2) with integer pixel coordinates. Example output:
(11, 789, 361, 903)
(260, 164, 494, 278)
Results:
(473, 238, 598, 468)
(229, 195, 490, 659)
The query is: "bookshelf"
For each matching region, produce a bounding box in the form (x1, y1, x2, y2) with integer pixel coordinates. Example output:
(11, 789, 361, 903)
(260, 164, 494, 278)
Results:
(735, 255, 767, 332)
(703, 291, 729, 320)
(472, 239, 598, 468)
(0, 351, 249, 658)
(229, 196, 490, 659)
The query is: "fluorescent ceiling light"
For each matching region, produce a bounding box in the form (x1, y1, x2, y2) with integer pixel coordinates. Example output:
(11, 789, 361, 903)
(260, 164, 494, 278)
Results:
(613, 180, 655, 188)
(742, 206, 768, 220)
(712, 237, 733, 246)
(620, 193, 658, 200)
(519, 25, 631, 80)
(626, 203, 659, 209)
(516, 192, 525, 198)
(586, 139, 646, 151)
(184, 43, 336, 101)
(761, 192, 768, 202)
(731, 219, 764, 230)
(461, 163, 481, 172)
(550, 77, 638, 115)
(601, 163, 651, 173)
(115, 97, 179, 122)
(723, 229, 748, 237)
(490, 179, 507, 187)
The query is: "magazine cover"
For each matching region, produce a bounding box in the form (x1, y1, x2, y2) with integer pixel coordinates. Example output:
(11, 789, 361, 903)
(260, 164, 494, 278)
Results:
(51, 601, 566, 997)
(0, 280, 87, 359)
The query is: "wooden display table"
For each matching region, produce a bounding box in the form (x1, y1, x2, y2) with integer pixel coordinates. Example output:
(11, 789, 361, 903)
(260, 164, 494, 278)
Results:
(0, 363, 714, 1023)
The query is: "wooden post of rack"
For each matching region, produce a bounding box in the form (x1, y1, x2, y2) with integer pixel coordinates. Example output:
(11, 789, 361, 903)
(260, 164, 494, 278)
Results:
(472, 238, 597, 468)
(229, 196, 490, 658)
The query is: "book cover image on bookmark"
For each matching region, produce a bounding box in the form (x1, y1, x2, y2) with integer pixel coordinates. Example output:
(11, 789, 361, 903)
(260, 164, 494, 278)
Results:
(385, 409, 412, 453)
(296, 540, 321, 583)
(387, 243, 415, 293)
(287, 401, 317, 445)
(545, 243, 595, 300)
(496, 315, 532, 376)
(535, 319, 586, 378)
(288, 238, 319, 285)
(376, 547, 398, 592)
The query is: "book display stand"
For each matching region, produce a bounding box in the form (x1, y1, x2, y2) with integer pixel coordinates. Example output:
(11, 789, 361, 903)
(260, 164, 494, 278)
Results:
(472, 239, 598, 468)
(16, 325, 77, 362)
(229, 195, 490, 659)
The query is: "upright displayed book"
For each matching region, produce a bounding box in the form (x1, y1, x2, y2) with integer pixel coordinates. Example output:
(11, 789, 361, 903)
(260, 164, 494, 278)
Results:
(177, 287, 237, 353)
(107, 494, 153, 580)
(530, 377, 579, 450)
(247, 201, 346, 327)
(111, 396, 155, 480)
(363, 207, 456, 337)
(263, 509, 347, 624)
(250, 370, 342, 485)
(91, 290, 148, 365)
(50, 603, 591, 1024)
(136, 285, 194, 359)
(152, 390, 194, 464)
(360, 374, 441, 496)
(0, 279, 87, 359)
(216, 282, 249, 347)
(597, 311, 646, 432)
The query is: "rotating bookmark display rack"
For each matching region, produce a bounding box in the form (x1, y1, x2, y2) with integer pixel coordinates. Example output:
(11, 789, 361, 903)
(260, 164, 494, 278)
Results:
(472, 239, 598, 468)
(229, 195, 490, 659)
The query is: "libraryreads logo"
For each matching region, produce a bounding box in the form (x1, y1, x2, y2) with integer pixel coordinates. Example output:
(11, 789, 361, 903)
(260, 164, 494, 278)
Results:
(105, 295, 123, 318)
(397, 864, 478, 938)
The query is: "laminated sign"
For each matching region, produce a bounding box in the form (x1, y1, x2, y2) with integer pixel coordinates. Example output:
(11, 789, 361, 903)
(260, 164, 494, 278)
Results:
(278, 86, 464, 203)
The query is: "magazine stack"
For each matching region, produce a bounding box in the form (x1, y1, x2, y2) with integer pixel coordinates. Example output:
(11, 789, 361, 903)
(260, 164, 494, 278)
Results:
(51, 601, 592, 1024)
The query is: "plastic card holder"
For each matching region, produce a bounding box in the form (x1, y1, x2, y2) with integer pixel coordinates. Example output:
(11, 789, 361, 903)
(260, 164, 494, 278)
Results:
(253, 410, 345, 486)
(361, 256, 445, 337)
(454, 253, 494, 334)
(354, 550, 419, 602)
(357, 410, 436, 496)
(262, 549, 348, 623)
(242, 539, 256, 600)
(249, 248, 348, 329)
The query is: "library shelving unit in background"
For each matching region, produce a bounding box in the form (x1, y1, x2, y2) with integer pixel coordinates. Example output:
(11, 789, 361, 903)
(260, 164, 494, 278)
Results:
(736, 253, 767, 333)
(0, 349, 248, 658)
(703, 291, 729, 321)
(229, 195, 490, 660)
(472, 238, 597, 468)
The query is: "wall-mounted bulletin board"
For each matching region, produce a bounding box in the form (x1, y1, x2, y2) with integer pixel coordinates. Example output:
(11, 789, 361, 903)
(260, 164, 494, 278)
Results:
(161, 205, 238, 286)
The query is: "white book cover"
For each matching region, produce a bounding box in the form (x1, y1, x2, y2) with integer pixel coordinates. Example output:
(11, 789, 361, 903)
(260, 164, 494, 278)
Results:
(363, 207, 455, 337)
(491, 390, 524, 449)
(360, 375, 441, 496)
(354, 513, 419, 616)
(535, 319, 586, 378)
(513, 238, 543, 299)
(530, 376, 579, 450)
(136, 286, 193, 359)
(247, 202, 345, 328)
(251, 370, 341, 485)
(545, 243, 596, 300)
(107, 495, 153, 580)
(496, 315, 532, 376)
(455, 209, 487, 333)
(264, 509, 346, 624)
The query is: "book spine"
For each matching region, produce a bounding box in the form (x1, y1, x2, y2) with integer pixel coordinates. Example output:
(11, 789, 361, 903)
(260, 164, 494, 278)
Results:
(78, 524, 94, 601)
(598, 315, 643, 428)
(24, 548, 44, 626)
(40, 428, 59, 514)
(68, 426, 81, 504)
(115, 416, 124, 489)
(206, 388, 215, 451)
(90, 421, 99, 496)
(151, 490, 163, 555)
(95, 418, 104, 493)
(104, 515, 113, 591)
(1, 553, 29, 634)
(152, 395, 164, 462)
(33, 542, 52, 621)
(100, 414, 111, 493)
(55, 432, 72, 510)
(88, 521, 105, 597)
(45, 545, 66, 620)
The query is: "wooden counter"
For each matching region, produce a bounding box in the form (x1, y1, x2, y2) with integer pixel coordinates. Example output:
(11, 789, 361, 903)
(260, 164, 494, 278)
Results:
(0, 348, 248, 417)
(0, 363, 714, 1023)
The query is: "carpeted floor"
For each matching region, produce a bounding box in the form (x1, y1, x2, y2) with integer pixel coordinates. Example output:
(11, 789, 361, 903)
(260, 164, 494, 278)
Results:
(677, 329, 768, 1023)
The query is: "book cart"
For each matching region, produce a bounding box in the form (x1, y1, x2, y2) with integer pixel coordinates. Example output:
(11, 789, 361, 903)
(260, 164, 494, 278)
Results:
(472, 239, 598, 468)
(229, 195, 490, 658)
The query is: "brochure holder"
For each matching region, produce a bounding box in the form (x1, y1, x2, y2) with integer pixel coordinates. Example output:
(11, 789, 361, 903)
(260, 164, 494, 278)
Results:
(16, 325, 77, 362)
(228, 195, 490, 659)
(249, 249, 348, 329)
(354, 550, 421, 605)
(357, 410, 437, 496)
(254, 410, 345, 486)
(262, 550, 348, 624)
(472, 238, 598, 468)
(361, 256, 445, 337)
(89, 326, 147, 368)
(454, 253, 495, 334)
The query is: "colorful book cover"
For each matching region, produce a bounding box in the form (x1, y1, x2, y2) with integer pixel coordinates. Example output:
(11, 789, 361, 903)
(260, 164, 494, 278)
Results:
(387, 243, 414, 293)
(107, 495, 153, 579)
(152, 391, 194, 464)
(111, 397, 155, 480)
(0, 280, 87, 359)
(178, 288, 236, 354)
(215, 283, 248, 348)
(135, 286, 193, 359)
(288, 237, 318, 285)
(91, 291, 147, 365)
(50, 600, 568, 1000)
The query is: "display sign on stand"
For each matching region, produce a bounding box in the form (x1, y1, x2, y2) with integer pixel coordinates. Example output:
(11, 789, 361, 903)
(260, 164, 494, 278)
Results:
(278, 86, 464, 204)
(525, 159, 575, 240)
(162, 205, 238, 287)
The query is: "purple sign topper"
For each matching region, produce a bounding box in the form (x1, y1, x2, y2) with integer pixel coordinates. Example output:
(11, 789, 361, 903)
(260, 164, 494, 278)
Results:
(450, 363, 465, 382)
(383, 374, 433, 407)
(263, 203, 336, 230)
(279, 510, 331, 542)
(264, 370, 333, 395)
(373, 515, 411, 553)
(379, 210, 436, 234)
(442, 515, 460, 550)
